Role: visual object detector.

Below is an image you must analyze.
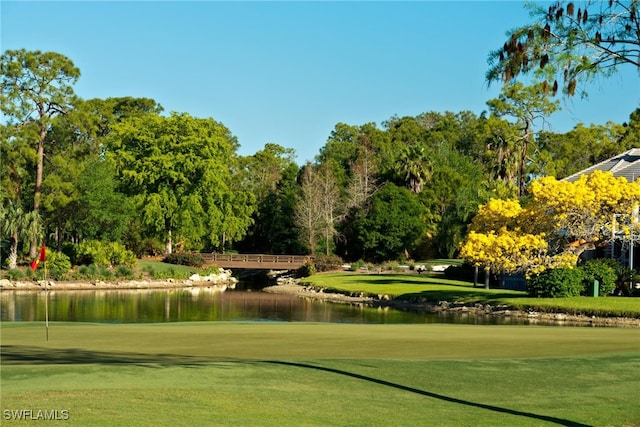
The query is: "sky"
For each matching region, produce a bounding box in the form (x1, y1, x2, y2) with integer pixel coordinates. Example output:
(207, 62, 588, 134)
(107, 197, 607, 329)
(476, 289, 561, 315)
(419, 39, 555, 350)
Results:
(2, 1, 639, 163)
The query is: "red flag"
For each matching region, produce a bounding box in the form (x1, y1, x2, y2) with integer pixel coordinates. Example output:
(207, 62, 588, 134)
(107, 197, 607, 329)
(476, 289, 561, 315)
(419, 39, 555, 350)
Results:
(30, 245, 46, 271)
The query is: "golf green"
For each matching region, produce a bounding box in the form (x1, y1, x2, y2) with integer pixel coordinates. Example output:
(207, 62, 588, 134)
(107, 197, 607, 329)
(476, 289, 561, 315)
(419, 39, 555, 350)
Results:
(2, 322, 639, 426)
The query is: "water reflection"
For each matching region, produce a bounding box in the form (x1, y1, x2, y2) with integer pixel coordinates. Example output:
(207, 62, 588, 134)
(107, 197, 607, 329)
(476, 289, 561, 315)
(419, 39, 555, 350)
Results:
(0, 288, 589, 326)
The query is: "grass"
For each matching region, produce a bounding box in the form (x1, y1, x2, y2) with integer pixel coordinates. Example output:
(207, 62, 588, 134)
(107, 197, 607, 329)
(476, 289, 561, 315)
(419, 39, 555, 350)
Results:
(300, 272, 640, 318)
(1, 322, 639, 426)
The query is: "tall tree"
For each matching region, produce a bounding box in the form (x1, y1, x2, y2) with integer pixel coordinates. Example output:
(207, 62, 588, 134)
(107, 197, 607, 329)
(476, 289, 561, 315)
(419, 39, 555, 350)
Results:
(347, 183, 426, 263)
(107, 112, 253, 254)
(487, 1, 639, 96)
(0, 49, 80, 255)
(238, 144, 301, 254)
(295, 163, 323, 255)
(487, 82, 559, 196)
(535, 121, 631, 179)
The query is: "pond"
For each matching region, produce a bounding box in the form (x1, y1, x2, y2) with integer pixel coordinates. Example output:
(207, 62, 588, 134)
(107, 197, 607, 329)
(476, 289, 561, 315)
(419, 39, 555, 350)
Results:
(0, 287, 579, 326)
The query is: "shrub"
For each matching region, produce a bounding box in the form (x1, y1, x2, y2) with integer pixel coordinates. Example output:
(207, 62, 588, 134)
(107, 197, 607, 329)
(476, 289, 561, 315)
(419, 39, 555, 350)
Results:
(6, 268, 25, 280)
(34, 249, 72, 281)
(296, 260, 316, 278)
(163, 252, 205, 268)
(115, 265, 135, 280)
(76, 264, 99, 280)
(527, 267, 584, 298)
(578, 258, 617, 296)
(313, 254, 343, 272)
(108, 242, 137, 268)
(76, 240, 136, 268)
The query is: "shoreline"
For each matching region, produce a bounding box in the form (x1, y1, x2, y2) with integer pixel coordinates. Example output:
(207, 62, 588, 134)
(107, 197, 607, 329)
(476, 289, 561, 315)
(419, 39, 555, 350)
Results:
(2, 278, 638, 327)
(263, 282, 640, 328)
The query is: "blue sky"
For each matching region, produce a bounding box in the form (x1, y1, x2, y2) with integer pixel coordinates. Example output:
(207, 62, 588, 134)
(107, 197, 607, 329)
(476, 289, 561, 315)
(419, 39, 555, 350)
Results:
(2, 1, 638, 163)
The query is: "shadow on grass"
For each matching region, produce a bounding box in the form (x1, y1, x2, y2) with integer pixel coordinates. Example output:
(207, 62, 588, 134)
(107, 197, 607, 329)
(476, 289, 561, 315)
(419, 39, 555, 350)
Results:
(397, 289, 527, 304)
(0, 345, 227, 367)
(263, 360, 590, 427)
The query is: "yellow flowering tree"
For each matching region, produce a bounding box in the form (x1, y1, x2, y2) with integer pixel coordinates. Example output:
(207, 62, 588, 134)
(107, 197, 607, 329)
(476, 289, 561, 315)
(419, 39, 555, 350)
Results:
(529, 171, 640, 245)
(460, 171, 639, 284)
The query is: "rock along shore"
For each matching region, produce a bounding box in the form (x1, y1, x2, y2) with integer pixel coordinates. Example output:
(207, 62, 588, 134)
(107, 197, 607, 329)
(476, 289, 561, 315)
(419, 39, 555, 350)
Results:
(0, 270, 238, 292)
(263, 280, 640, 328)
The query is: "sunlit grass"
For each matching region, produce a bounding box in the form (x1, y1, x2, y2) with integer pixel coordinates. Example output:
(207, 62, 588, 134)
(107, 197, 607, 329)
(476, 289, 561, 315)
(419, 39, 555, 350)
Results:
(301, 272, 640, 318)
(1, 322, 639, 426)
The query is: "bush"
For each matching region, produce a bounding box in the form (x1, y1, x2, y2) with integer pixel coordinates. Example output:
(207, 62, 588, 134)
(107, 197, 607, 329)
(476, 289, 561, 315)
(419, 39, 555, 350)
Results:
(76, 240, 136, 268)
(77, 240, 109, 267)
(163, 252, 205, 268)
(115, 265, 135, 280)
(313, 254, 343, 272)
(296, 261, 316, 278)
(34, 249, 72, 281)
(527, 267, 584, 298)
(6, 268, 25, 280)
(76, 264, 99, 280)
(578, 258, 617, 296)
(108, 242, 137, 268)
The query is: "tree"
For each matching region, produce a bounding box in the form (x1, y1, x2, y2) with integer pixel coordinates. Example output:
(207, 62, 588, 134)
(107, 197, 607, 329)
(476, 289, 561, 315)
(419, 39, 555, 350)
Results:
(535, 121, 631, 179)
(347, 183, 426, 262)
(295, 163, 323, 254)
(459, 171, 640, 280)
(0, 199, 41, 269)
(237, 144, 302, 254)
(73, 157, 133, 243)
(0, 49, 80, 256)
(107, 112, 254, 254)
(487, 1, 639, 96)
(486, 82, 559, 196)
(528, 170, 640, 246)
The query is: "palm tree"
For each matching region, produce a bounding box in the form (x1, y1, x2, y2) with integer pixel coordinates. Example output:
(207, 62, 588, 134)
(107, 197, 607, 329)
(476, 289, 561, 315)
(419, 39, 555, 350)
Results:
(395, 145, 432, 194)
(0, 199, 42, 269)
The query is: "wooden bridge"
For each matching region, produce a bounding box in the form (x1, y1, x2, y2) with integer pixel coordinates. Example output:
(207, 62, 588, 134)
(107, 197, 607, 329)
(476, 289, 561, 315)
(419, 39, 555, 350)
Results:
(201, 253, 313, 270)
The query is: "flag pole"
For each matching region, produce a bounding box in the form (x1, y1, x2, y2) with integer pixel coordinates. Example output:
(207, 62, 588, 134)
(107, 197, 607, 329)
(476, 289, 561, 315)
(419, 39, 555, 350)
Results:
(45, 258, 49, 341)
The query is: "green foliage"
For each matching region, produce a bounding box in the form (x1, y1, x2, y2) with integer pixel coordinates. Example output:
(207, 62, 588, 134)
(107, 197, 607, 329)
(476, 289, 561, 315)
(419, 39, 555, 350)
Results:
(296, 260, 316, 278)
(313, 254, 343, 272)
(39, 249, 72, 281)
(6, 268, 25, 280)
(162, 252, 205, 268)
(76, 240, 136, 268)
(349, 260, 366, 272)
(527, 267, 584, 298)
(343, 183, 426, 263)
(115, 265, 135, 280)
(578, 258, 617, 296)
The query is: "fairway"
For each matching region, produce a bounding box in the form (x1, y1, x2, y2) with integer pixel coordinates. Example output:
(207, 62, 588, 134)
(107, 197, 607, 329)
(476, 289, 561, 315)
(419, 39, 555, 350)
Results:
(2, 322, 639, 426)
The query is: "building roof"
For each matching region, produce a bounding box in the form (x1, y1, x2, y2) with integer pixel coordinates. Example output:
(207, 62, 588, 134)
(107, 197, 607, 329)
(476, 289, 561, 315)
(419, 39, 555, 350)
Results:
(563, 148, 640, 182)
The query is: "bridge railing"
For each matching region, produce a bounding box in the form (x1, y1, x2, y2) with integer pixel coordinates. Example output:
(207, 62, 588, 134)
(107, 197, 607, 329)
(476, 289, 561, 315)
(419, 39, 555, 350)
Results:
(201, 253, 313, 266)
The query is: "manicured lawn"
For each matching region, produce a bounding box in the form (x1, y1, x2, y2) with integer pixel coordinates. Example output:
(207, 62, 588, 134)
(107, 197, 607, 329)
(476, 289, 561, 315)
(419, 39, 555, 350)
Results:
(1, 322, 639, 426)
(301, 272, 640, 318)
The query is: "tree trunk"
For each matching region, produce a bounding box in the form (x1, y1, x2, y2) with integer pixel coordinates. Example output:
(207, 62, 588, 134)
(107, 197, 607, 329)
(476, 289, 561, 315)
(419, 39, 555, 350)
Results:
(8, 235, 18, 270)
(484, 267, 491, 290)
(30, 116, 47, 258)
(473, 265, 478, 287)
(165, 229, 173, 255)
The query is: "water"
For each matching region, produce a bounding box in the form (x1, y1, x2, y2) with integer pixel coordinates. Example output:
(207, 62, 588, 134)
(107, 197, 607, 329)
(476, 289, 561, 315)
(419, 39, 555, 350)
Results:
(0, 287, 591, 326)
